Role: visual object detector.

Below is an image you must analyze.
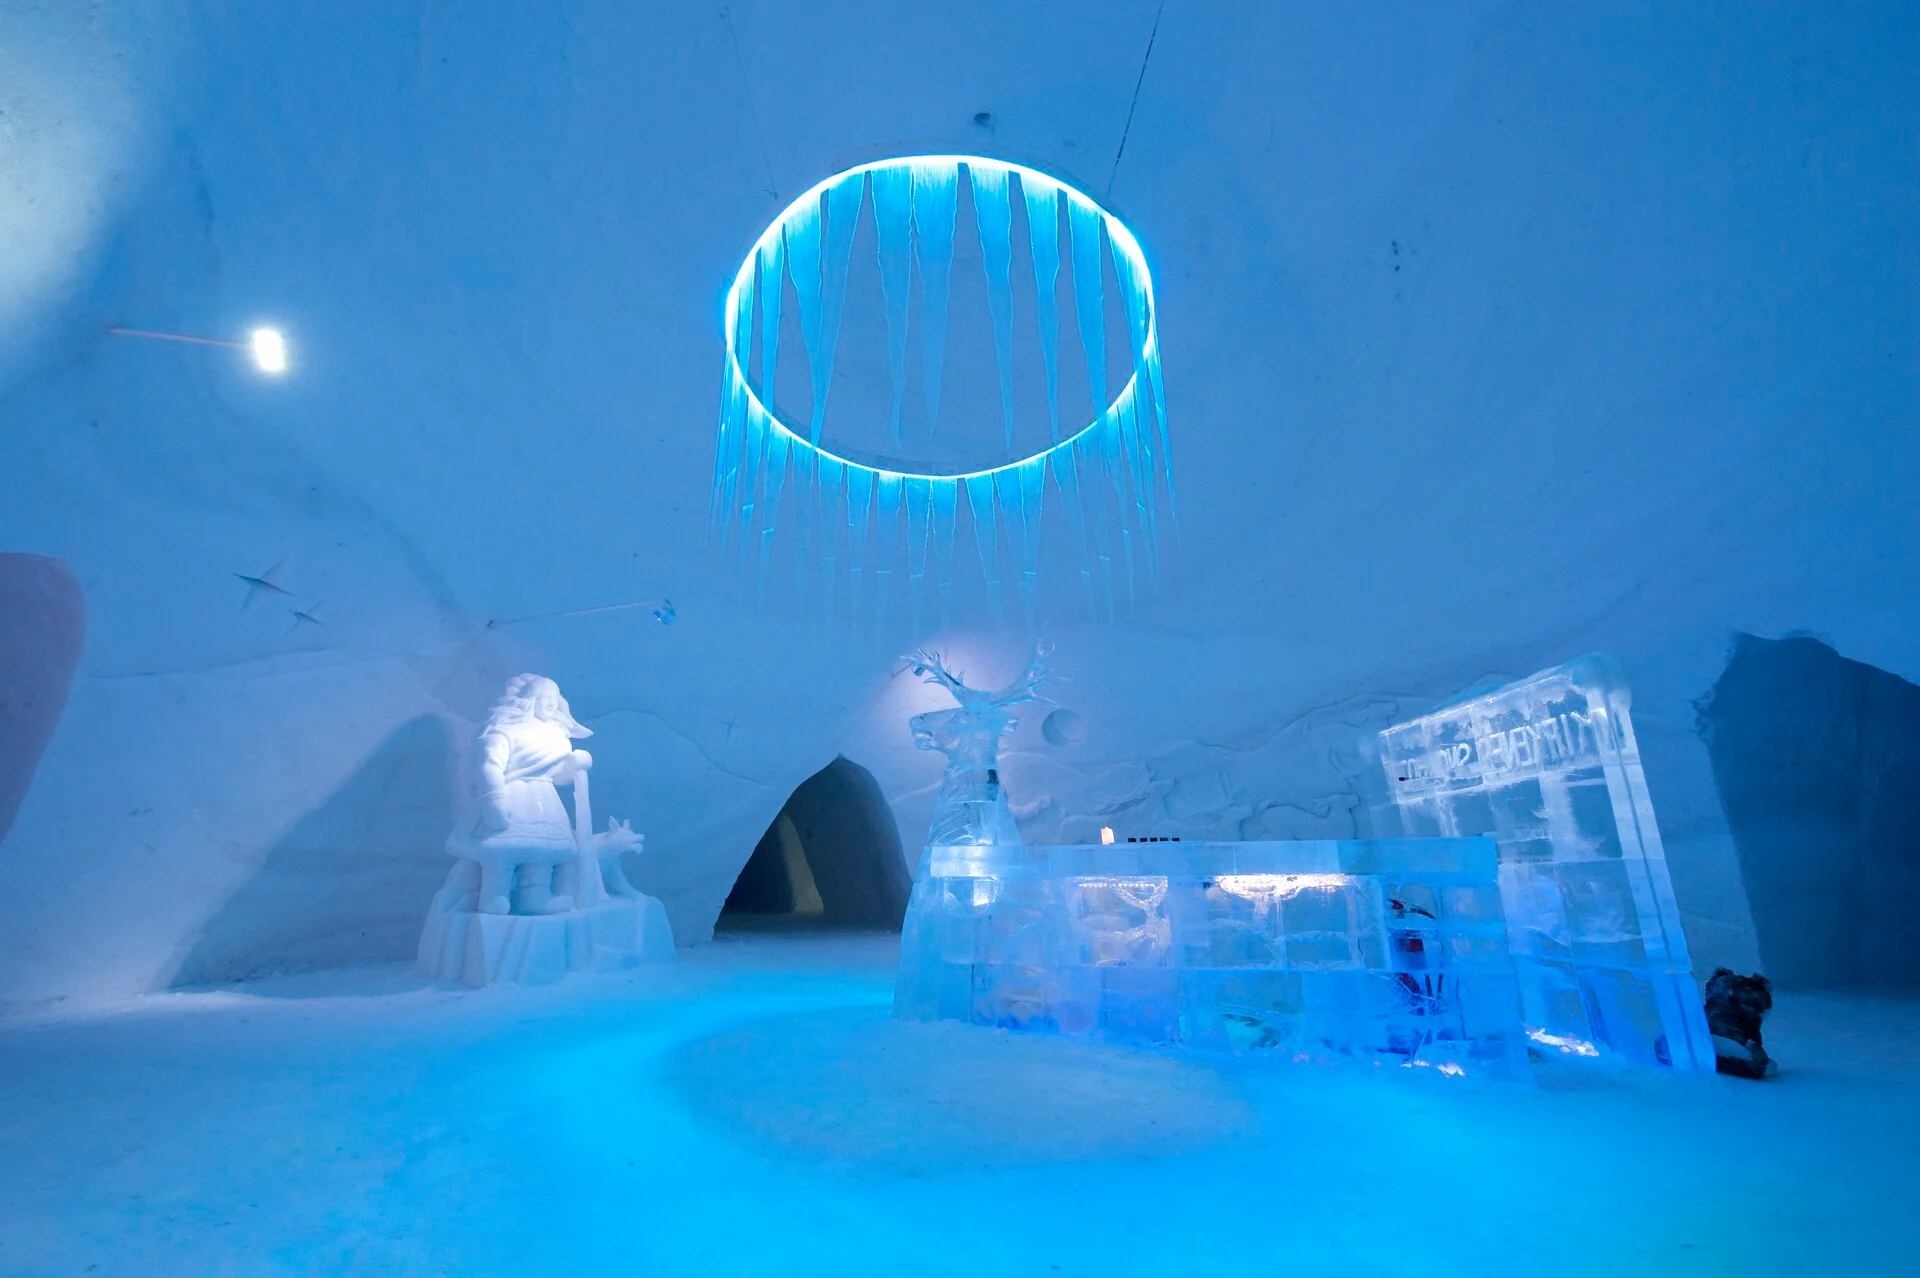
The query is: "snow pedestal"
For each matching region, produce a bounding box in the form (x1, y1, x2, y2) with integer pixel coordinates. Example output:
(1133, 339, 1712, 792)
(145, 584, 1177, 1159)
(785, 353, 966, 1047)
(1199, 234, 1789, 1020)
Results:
(1371, 654, 1715, 1071)
(895, 837, 1531, 1079)
(417, 896, 674, 988)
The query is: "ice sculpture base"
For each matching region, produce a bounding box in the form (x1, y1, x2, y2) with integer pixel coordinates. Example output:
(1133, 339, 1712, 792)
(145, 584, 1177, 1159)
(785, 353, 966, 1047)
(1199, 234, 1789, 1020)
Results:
(417, 897, 675, 988)
(895, 838, 1531, 1080)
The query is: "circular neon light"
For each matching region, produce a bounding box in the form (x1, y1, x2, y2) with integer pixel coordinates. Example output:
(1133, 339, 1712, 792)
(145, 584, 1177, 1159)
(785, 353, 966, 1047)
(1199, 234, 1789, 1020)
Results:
(724, 155, 1160, 479)
(711, 154, 1173, 624)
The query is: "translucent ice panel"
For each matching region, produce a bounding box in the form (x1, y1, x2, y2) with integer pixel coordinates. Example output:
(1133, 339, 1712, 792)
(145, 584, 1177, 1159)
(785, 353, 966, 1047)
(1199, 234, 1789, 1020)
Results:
(1372, 654, 1714, 1071)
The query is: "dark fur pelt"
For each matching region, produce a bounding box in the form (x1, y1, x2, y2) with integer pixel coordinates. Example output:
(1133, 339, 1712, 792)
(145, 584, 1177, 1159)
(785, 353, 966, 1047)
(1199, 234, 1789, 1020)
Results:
(1704, 968, 1776, 1080)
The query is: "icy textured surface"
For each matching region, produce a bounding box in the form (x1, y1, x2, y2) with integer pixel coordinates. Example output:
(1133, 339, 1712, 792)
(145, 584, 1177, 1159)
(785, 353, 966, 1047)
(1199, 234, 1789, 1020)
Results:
(896, 837, 1529, 1077)
(1374, 655, 1713, 1070)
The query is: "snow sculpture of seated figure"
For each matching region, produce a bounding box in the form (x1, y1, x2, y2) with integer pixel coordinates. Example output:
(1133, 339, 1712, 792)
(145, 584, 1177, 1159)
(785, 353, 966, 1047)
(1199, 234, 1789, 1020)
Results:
(418, 674, 674, 985)
(449, 674, 638, 915)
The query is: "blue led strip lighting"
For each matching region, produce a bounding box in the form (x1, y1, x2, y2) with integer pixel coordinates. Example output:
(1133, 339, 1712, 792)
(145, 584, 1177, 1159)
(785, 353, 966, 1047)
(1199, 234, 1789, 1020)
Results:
(714, 155, 1170, 627)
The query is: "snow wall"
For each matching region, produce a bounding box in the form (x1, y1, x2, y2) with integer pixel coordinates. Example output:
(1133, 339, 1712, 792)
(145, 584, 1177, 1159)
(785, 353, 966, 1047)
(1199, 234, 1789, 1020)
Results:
(0, 1, 1914, 1008)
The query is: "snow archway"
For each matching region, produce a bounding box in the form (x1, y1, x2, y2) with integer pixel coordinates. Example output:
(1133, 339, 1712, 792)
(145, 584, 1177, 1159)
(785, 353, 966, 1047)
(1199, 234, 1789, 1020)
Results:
(721, 758, 911, 930)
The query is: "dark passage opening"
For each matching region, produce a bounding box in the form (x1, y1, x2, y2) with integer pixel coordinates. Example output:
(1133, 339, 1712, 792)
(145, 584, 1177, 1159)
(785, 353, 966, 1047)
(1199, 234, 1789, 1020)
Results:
(0, 554, 85, 845)
(719, 756, 911, 932)
(1698, 633, 1920, 991)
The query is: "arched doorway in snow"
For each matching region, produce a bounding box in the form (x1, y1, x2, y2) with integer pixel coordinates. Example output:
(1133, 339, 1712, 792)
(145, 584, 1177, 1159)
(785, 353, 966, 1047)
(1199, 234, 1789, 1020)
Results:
(718, 757, 912, 931)
(0, 554, 84, 844)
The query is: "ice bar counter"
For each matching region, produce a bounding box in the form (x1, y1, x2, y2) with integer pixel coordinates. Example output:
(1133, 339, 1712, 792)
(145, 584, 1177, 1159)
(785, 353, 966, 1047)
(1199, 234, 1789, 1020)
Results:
(895, 837, 1532, 1079)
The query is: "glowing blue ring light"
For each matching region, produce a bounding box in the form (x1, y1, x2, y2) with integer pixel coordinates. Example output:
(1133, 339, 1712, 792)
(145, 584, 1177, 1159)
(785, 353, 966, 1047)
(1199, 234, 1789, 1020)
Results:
(711, 155, 1172, 627)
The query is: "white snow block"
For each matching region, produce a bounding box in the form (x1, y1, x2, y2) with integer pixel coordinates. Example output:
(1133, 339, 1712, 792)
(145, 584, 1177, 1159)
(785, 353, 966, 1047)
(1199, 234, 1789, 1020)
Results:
(417, 896, 674, 988)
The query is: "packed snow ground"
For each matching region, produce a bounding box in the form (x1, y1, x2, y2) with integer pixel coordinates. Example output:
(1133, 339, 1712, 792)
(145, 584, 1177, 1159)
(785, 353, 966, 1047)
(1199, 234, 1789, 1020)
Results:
(0, 934, 1913, 1276)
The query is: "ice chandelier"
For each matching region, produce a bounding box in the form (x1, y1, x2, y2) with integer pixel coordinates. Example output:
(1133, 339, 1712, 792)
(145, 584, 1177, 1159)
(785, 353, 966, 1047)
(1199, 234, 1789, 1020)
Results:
(710, 156, 1172, 630)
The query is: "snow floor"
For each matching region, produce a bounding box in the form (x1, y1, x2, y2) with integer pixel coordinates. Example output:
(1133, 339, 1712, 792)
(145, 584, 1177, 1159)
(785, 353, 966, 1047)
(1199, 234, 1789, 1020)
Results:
(1, 933, 1915, 1276)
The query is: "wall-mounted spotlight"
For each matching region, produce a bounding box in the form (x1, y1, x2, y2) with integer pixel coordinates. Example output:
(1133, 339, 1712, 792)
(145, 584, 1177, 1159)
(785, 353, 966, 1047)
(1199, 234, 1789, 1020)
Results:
(108, 325, 291, 375)
(248, 328, 287, 373)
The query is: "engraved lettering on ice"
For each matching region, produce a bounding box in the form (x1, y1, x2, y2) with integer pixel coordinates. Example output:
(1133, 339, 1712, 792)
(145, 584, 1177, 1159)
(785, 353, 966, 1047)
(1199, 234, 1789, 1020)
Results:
(1391, 709, 1611, 794)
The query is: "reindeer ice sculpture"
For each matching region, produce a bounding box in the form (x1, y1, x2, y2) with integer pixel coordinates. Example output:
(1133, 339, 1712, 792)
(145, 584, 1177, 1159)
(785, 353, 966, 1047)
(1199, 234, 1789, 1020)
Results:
(905, 646, 1054, 848)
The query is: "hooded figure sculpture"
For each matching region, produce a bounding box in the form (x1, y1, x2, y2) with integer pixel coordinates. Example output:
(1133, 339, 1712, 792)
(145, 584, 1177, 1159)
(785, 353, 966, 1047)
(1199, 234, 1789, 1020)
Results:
(446, 674, 641, 915)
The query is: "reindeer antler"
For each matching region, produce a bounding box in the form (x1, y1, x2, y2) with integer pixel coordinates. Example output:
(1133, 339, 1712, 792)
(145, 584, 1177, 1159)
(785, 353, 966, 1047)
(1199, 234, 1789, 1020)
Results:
(903, 648, 979, 706)
(905, 644, 1059, 713)
(988, 643, 1059, 709)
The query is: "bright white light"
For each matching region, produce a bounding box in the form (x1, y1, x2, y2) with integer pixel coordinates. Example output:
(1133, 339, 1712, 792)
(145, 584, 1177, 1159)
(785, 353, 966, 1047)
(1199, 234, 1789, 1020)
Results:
(249, 328, 287, 374)
(1215, 873, 1354, 902)
(1526, 1027, 1601, 1057)
(1099, 826, 1116, 845)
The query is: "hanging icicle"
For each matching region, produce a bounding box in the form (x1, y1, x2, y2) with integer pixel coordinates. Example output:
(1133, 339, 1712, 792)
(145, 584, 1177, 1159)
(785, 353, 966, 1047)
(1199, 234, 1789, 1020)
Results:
(817, 453, 845, 626)
(964, 471, 1001, 622)
(758, 233, 784, 408)
(713, 155, 1172, 634)
(873, 472, 902, 636)
(1023, 174, 1064, 443)
(783, 196, 824, 445)
(1068, 196, 1106, 418)
(904, 475, 931, 633)
(813, 173, 866, 444)
(931, 479, 958, 626)
(846, 465, 874, 629)
(911, 160, 960, 437)
(969, 163, 1017, 449)
(871, 167, 913, 447)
